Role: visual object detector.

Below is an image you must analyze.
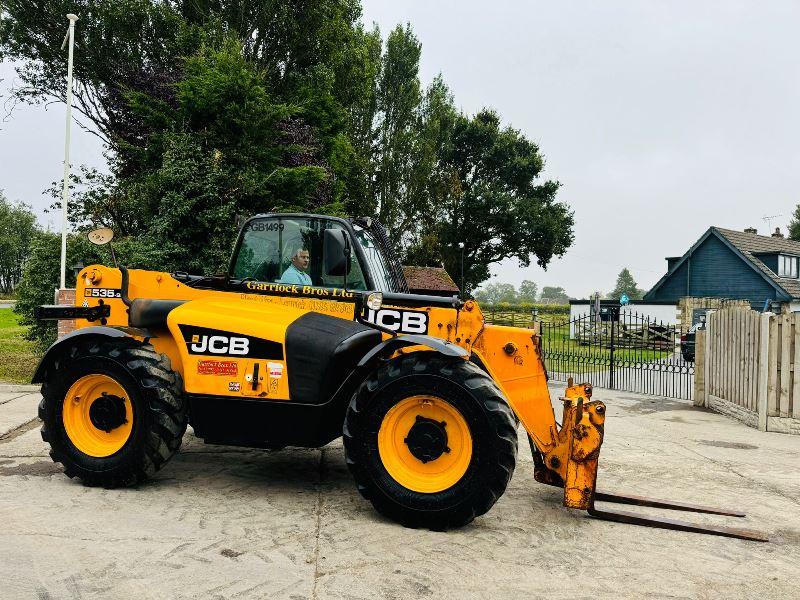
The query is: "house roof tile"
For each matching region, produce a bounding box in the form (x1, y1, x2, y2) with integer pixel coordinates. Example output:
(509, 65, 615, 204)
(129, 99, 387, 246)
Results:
(402, 266, 459, 293)
(714, 228, 800, 299)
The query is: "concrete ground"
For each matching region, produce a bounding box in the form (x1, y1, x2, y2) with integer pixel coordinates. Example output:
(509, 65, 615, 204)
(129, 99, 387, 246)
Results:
(0, 382, 798, 600)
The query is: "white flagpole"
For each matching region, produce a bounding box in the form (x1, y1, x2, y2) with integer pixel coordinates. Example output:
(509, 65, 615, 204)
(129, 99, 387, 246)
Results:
(59, 13, 79, 290)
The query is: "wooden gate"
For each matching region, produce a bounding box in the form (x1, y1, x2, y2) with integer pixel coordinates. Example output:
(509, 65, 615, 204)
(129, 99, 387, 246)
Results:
(699, 307, 800, 434)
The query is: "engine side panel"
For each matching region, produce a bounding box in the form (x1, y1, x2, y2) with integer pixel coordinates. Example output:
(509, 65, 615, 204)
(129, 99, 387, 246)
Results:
(167, 297, 304, 399)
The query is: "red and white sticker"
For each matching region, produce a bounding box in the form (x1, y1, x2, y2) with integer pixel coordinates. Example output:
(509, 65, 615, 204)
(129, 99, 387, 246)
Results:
(197, 360, 238, 376)
(267, 362, 284, 378)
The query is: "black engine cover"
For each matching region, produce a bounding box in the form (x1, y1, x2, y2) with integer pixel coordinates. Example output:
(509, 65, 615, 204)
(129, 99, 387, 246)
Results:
(285, 312, 381, 405)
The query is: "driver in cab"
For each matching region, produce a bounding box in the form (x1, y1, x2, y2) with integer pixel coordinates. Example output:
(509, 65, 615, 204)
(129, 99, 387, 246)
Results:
(279, 248, 313, 285)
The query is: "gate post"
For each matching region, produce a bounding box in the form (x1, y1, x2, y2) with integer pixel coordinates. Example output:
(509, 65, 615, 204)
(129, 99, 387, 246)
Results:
(609, 311, 616, 390)
(757, 313, 772, 432)
(693, 329, 706, 406)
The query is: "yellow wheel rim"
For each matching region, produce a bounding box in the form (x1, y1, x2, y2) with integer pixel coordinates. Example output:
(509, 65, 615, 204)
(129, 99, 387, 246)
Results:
(378, 395, 473, 493)
(62, 374, 133, 457)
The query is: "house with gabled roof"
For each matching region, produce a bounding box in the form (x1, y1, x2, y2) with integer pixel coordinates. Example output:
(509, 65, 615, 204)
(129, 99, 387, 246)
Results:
(645, 226, 800, 312)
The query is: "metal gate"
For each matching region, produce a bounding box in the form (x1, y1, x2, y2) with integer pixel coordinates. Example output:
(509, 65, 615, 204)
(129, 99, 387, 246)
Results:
(540, 310, 694, 400)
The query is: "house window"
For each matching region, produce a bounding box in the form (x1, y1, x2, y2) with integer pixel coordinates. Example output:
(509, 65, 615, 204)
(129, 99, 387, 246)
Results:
(778, 255, 799, 278)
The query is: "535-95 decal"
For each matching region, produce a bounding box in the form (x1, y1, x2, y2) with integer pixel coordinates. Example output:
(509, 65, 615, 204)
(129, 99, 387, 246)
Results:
(84, 288, 122, 299)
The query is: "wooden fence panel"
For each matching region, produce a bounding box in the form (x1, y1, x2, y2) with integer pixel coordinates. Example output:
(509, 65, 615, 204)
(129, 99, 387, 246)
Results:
(779, 314, 791, 417)
(790, 315, 800, 418)
(706, 308, 761, 412)
(749, 311, 759, 410)
(768, 316, 779, 417)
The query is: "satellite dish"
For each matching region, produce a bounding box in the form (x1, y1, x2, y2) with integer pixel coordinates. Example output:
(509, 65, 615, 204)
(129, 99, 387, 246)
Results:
(87, 228, 114, 246)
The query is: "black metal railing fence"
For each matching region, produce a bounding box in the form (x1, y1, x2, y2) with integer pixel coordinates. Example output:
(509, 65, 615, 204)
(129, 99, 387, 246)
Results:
(540, 309, 694, 400)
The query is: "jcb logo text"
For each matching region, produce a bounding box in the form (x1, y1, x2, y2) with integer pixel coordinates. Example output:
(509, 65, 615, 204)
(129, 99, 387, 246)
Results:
(190, 335, 250, 355)
(363, 309, 428, 334)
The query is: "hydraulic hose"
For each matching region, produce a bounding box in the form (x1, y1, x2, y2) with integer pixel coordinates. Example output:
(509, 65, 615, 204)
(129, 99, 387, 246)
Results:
(119, 266, 132, 307)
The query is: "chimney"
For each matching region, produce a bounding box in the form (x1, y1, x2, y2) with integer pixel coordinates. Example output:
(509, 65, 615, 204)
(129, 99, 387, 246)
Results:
(744, 227, 758, 234)
(772, 227, 784, 239)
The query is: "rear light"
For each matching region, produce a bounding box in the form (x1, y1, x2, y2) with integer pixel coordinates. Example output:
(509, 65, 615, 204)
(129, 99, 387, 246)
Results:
(680, 334, 687, 343)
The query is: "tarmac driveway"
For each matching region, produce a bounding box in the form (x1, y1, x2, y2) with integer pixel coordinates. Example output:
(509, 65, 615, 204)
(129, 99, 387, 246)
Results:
(0, 383, 798, 599)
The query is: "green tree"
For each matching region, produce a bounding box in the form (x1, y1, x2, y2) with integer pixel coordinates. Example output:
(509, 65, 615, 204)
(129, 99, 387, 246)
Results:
(406, 109, 573, 293)
(540, 286, 570, 304)
(341, 23, 383, 216)
(1, 0, 372, 209)
(3, 2, 574, 294)
(472, 282, 518, 305)
(401, 74, 458, 265)
(0, 193, 39, 294)
(788, 205, 800, 241)
(50, 41, 338, 273)
(609, 268, 644, 300)
(517, 280, 538, 303)
(372, 24, 423, 243)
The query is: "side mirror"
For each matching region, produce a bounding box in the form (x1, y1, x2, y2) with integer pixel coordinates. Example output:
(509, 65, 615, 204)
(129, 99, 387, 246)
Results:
(87, 227, 114, 245)
(87, 227, 118, 267)
(323, 229, 351, 276)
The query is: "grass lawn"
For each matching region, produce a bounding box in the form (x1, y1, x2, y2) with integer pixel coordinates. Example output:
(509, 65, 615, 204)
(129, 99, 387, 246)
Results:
(0, 308, 39, 384)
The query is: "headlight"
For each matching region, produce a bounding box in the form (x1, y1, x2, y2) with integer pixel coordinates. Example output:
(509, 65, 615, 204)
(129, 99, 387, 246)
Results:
(366, 292, 383, 311)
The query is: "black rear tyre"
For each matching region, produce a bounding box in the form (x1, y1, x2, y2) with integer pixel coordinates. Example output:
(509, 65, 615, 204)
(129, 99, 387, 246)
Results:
(343, 354, 518, 530)
(39, 338, 187, 487)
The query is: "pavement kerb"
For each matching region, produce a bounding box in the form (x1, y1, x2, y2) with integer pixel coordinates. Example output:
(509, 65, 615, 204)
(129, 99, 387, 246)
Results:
(0, 384, 40, 393)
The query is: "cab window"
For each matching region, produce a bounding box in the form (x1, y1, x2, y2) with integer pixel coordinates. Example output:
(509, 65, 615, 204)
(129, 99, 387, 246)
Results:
(353, 224, 394, 292)
(232, 217, 367, 290)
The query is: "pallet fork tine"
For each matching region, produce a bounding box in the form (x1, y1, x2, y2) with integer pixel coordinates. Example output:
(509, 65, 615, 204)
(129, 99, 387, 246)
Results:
(531, 440, 769, 541)
(586, 503, 769, 542)
(593, 491, 746, 517)
(526, 380, 769, 543)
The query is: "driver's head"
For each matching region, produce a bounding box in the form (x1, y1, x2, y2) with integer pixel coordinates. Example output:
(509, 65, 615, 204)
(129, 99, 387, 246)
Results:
(291, 248, 310, 271)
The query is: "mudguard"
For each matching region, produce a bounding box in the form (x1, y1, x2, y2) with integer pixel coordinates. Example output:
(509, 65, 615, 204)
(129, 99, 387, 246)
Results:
(356, 334, 468, 368)
(322, 334, 469, 409)
(30, 326, 143, 383)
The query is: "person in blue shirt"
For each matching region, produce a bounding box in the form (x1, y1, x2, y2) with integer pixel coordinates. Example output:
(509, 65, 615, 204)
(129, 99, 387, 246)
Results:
(278, 248, 313, 285)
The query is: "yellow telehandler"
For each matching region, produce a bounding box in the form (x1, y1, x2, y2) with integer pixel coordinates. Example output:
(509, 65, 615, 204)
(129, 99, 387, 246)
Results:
(34, 214, 765, 540)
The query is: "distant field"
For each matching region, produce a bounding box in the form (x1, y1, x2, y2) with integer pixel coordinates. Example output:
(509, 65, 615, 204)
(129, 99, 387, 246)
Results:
(482, 304, 569, 327)
(0, 308, 38, 384)
(482, 306, 673, 374)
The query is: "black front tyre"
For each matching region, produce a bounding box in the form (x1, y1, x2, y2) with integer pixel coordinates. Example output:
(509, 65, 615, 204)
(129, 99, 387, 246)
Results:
(343, 354, 518, 530)
(39, 338, 188, 487)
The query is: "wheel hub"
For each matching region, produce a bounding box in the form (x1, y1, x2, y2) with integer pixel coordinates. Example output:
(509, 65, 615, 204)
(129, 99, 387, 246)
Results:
(89, 393, 128, 432)
(404, 415, 450, 463)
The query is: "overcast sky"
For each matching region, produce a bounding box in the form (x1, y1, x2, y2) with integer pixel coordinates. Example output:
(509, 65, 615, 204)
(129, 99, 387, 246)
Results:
(2, 1, 799, 298)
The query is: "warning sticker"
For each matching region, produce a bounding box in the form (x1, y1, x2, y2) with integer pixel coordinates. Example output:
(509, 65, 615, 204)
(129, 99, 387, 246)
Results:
(268, 362, 284, 378)
(197, 360, 238, 376)
(228, 381, 241, 392)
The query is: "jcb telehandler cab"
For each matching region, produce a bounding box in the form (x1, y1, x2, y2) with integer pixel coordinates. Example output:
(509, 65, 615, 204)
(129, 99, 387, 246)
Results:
(34, 214, 765, 540)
